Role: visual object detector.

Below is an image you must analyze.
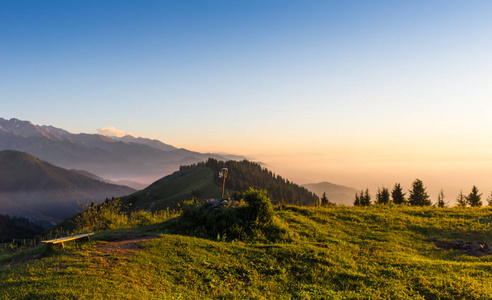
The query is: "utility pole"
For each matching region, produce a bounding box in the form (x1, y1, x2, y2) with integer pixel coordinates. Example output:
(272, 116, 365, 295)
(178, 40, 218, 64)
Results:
(219, 168, 228, 199)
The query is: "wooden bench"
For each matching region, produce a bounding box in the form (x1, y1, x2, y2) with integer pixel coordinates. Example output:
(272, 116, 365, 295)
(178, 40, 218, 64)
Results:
(41, 232, 94, 249)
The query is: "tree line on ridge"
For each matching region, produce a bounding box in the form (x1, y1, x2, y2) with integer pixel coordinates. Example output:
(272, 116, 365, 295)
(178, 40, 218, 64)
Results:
(180, 158, 321, 206)
(353, 179, 492, 207)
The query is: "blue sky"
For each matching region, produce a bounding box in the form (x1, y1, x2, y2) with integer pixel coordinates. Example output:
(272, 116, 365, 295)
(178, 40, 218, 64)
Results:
(2, 1, 492, 201)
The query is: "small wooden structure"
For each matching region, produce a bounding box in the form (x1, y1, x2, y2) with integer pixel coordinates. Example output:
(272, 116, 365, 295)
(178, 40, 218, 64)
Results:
(41, 232, 94, 249)
(219, 168, 228, 199)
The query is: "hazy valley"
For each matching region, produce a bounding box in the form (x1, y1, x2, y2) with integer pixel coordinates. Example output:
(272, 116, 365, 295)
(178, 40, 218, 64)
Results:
(0, 118, 356, 225)
(0, 150, 135, 224)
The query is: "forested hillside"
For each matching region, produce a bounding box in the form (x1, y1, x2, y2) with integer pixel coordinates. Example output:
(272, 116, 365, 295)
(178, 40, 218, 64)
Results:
(183, 159, 320, 206)
(122, 159, 320, 211)
(0, 150, 135, 223)
(0, 214, 46, 243)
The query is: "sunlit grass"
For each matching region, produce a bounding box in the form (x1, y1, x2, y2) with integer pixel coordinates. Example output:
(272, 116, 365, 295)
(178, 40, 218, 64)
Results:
(2, 205, 492, 299)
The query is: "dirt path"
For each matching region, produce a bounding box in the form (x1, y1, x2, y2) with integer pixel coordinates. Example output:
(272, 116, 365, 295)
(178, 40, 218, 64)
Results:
(2, 235, 159, 269)
(1, 254, 42, 269)
(95, 235, 159, 256)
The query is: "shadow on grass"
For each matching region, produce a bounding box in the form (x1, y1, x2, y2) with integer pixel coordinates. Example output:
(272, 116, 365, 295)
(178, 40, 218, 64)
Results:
(409, 223, 492, 244)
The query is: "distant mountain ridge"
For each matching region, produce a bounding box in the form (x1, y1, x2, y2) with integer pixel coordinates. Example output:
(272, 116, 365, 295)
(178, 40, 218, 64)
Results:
(112, 135, 177, 152)
(70, 169, 148, 190)
(0, 118, 243, 184)
(0, 150, 135, 224)
(303, 181, 358, 205)
(0, 118, 70, 140)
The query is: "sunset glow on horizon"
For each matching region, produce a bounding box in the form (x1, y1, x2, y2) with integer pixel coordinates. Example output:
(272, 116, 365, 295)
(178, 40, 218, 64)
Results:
(2, 0, 492, 204)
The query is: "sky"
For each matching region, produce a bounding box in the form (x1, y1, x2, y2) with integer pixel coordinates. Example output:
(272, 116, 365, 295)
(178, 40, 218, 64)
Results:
(2, 0, 492, 204)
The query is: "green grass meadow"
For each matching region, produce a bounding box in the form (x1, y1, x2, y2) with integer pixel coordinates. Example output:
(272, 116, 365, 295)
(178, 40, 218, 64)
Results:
(124, 167, 222, 211)
(2, 205, 492, 299)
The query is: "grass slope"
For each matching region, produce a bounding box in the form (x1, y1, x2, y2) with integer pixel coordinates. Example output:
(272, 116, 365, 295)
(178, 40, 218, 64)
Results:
(123, 167, 222, 212)
(123, 160, 320, 212)
(2, 205, 492, 299)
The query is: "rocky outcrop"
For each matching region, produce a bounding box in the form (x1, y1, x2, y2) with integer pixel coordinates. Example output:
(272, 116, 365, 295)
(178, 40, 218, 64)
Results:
(435, 240, 492, 257)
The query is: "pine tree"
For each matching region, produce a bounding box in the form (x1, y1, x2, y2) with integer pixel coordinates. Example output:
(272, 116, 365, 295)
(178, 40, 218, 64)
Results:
(361, 189, 371, 206)
(466, 186, 482, 207)
(486, 191, 492, 207)
(353, 193, 361, 206)
(376, 187, 390, 205)
(456, 190, 467, 207)
(408, 179, 431, 206)
(321, 192, 330, 206)
(436, 189, 447, 208)
(391, 183, 406, 205)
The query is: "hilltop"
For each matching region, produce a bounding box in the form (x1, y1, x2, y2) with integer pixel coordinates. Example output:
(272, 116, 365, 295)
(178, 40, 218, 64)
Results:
(121, 159, 320, 211)
(2, 205, 492, 299)
(0, 150, 135, 224)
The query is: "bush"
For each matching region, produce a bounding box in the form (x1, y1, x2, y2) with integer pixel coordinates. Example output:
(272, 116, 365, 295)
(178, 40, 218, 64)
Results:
(74, 198, 178, 232)
(176, 188, 286, 242)
(243, 188, 273, 225)
(74, 198, 126, 232)
(129, 210, 154, 226)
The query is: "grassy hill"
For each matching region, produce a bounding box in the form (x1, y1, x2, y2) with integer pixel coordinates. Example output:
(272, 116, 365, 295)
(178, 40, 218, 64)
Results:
(2, 205, 492, 299)
(123, 159, 320, 212)
(122, 166, 222, 212)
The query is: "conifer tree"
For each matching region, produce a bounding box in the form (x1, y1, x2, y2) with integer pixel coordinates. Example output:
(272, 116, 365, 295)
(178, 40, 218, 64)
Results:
(466, 186, 482, 207)
(200, 158, 318, 206)
(436, 189, 447, 208)
(456, 190, 467, 207)
(321, 192, 330, 206)
(391, 183, 406, 205)
(408, 179, 431, 206)
(354, 192, 361, 206)
(376, 187, 390, 205)
(361, 189, 371, 206)
(487, 191, 492, 207)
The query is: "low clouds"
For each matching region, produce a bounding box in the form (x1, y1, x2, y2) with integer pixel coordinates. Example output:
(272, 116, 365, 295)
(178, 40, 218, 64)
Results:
(97, 127, 132, 137)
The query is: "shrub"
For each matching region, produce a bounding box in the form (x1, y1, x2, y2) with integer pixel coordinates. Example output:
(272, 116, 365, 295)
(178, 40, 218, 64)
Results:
(74, 198, 178, 232)
(74, 198, 126, 232)
(176, 188, 286, 242)
(243, 188, 273, 225)
(129, 210, 154, 226)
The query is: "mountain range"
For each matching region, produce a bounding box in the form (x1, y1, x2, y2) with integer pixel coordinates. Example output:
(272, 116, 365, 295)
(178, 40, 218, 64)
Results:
(0, 150, 135, 224)
(0, 117, 360, 225)
(0, 118, 238, 186)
